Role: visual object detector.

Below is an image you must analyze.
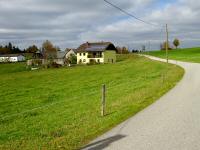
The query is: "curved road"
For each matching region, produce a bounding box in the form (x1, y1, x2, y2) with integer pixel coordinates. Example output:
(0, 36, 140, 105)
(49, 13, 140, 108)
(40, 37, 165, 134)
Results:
(83, 56, 200, 150)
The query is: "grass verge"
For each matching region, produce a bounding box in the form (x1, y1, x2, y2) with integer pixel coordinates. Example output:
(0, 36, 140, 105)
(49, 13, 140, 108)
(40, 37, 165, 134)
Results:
(0, 54, 184, 150)
(146, 47, 200, 63)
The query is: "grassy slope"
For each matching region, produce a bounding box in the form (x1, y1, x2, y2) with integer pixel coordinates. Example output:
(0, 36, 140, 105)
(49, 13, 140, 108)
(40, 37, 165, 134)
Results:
(0, 55, 184, 150)
(147, 47, 200, 63)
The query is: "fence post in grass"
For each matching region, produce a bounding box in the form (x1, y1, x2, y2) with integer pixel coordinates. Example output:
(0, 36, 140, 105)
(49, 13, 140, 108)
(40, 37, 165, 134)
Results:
(101, 84, 106, 116)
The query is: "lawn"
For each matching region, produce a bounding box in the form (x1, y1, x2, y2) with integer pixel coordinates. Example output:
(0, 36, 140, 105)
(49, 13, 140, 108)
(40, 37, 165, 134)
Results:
(146, 47, 200, 63)
(0, 55, 184, 150)
(0, 62, 26, 74)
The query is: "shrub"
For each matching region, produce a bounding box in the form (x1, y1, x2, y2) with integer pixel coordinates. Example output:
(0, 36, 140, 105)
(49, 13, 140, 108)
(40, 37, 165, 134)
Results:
(51, 62, 62, 68)
(87, 59, 97, 65)
(68, 54, 77, 64)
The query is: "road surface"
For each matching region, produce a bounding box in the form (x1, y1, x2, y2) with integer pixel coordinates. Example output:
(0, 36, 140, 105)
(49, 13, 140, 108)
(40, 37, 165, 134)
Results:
(83, 56, 200, 150)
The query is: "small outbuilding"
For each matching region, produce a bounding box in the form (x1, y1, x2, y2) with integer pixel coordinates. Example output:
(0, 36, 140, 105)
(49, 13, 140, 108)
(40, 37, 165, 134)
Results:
(53, 51, 67, 66)
(0, 54, 25, 63)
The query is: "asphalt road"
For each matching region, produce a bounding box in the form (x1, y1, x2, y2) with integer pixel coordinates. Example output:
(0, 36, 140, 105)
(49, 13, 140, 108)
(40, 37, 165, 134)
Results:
(83, 56, 200, 150)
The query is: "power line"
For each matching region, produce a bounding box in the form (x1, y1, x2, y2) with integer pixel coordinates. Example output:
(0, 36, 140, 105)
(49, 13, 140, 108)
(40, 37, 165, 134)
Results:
(104, 0, 161, 27)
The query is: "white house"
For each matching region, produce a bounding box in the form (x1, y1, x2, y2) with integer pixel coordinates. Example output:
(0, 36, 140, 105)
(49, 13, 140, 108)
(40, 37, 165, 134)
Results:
(65, 49, 77, 59)
(76, 42, 117, 64)
(0, 54, 25, 62)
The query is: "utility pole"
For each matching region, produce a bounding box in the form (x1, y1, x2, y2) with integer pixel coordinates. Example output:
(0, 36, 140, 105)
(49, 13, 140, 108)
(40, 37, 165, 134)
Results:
(166, 24, 169, 63)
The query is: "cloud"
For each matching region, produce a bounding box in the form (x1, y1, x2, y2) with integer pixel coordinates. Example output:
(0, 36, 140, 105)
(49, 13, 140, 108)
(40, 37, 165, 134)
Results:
(0, 0, 199, 50)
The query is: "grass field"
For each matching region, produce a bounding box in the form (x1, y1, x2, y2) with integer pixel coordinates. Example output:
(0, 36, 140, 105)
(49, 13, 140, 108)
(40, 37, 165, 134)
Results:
(0, 55, 184, 150)
(146, 47, 200, 63)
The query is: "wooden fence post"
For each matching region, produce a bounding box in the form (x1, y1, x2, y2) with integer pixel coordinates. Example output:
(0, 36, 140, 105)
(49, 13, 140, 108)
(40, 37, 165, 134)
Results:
(101, 84, 106, 116)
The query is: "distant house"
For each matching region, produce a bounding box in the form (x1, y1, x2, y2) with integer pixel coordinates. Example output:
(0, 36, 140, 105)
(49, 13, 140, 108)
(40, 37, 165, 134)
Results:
(53, 51, 67, 66)
(0, 54, 25, 63)
(65, 49, 77, 59)
(76, 42, 117, 64)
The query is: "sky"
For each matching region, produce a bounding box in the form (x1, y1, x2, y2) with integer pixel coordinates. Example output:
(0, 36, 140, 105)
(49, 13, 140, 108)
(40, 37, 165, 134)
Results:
(0, 0, 200, 50)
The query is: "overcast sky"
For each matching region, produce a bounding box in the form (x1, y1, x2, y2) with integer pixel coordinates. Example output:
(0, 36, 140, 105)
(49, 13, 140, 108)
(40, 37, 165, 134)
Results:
(0, 0, 200, 50)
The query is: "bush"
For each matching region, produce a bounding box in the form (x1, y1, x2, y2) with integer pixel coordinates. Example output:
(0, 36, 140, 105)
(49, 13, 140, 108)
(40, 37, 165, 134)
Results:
(51, 62, 62, 68)
(33, 59, 42, 66)
(68, 54, 77, 64)
(87, 59, 97, 65)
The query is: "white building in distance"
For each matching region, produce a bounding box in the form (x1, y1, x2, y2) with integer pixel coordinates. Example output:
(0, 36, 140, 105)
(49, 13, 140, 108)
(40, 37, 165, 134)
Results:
(0, 54, 25, 63)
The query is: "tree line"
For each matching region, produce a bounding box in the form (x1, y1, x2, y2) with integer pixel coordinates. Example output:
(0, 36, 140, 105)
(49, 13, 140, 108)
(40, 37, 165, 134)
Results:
(116, 46, 129, 54)
(0, 42, 41, 54)
(0, 40, 61, 56)
(1, 39, 181, 56)
(0, 43, 23, 54)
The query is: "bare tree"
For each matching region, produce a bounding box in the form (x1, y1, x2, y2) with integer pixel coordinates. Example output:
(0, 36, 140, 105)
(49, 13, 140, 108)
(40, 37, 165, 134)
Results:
(42, 40, 57, 59)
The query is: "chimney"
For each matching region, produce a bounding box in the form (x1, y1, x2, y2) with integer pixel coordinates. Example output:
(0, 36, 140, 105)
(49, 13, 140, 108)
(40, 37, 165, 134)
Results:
(86, 42, 89, 47)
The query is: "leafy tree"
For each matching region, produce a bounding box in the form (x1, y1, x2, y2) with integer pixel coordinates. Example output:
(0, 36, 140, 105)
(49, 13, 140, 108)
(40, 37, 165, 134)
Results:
(122, 47, 129, 54)
(12, 46, 22, 53)
(68, 54, 77, 64)
(8, 42, 12, 51)
(173, 38, 180, 49)
(116, 46, 122, 54)
(116, 46, 129, 54)
(0, 46, 10, 54)
(132, 49, 139, 53)
(0, 44, 10, 54)
(0, 42, 22, 54)
(26, 45, 39, 53)
(42, 40, 57, 59)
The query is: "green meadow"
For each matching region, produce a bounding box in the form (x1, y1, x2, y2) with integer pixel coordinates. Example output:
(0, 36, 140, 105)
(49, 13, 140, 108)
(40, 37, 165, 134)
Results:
(0, 54, 184, 150)
(147, 47, 200, 63)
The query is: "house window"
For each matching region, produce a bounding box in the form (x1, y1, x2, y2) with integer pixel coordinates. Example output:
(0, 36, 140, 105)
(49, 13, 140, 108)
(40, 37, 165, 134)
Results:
(97, 59, 100, 63)
(80, 53, 82, 56)
(83, 53, 85, 56)
(79, 59, 82, 64)
(83, 59, 86, 62)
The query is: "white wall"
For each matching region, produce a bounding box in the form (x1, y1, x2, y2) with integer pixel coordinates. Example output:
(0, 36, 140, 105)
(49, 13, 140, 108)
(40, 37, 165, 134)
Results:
(17, 55, 25, 62)
(77, 52, 104, 64)
(54, 59, 65, 66)
(77, 52, 89, 64)
(0, 55, 25, 62)
(66, 50, 76, 58)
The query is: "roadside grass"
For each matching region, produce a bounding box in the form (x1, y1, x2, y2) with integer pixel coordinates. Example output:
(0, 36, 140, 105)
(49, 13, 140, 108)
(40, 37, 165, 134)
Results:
(0, 54, 184, 150)
(146, 47, 200, 63)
